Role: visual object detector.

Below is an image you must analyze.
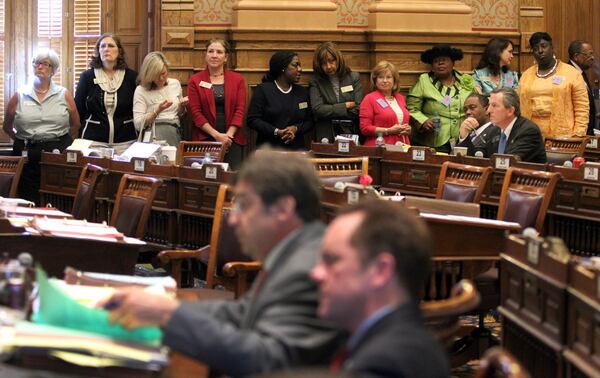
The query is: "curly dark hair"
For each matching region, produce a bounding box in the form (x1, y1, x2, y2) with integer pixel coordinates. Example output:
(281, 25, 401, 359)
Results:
(89, 33, 128, 70)
(476, 38, 512, 75)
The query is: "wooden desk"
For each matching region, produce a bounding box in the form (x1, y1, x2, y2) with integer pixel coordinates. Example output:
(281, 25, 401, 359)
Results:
(0, 219, 141, 277)
(499, 235, 570, 378)
(311, 141, 384, 185)
(563, 260, 600, 377)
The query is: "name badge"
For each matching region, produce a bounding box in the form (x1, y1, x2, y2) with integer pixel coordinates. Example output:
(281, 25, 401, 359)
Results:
(376, 98, 389, 109)
(552, 76, 564, 85)
(93, 78, 107, 85)
(505, 76, 514, 86)
(24, 101, 37, 107)
(340, 85, 353, 93)
(199, 81, 212, 89)
(298, 102, 308, 110)
(441, 95, 452, 107)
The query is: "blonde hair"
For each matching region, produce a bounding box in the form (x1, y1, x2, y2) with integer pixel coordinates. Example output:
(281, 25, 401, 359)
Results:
(137, 51, 170, 90)
(370, 60, 400, 93)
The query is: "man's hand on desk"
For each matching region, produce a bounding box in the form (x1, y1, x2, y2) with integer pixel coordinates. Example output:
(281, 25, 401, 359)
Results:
(99, 288, 180, 330)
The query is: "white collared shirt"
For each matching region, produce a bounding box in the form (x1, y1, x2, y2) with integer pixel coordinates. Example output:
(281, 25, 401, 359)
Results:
(500, 117, 518, 140)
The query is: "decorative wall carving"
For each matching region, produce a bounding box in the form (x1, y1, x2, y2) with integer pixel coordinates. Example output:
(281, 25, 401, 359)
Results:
(462, 0, 519, 31)
(192, 1, 518, 31)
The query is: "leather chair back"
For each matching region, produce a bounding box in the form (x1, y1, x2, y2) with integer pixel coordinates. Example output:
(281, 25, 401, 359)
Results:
(71, 164, 107, 220)
(110, 174, 162, 238)
(311, 156, 369, 184)
(177, 141, 226, 166)
(497, 167, 560, 232)
(436, 161, 492, 204)
(0, 157, 25, 198)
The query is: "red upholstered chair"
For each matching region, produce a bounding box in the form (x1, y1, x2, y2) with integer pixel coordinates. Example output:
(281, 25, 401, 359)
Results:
(435, 161, 492, 203)
(177, 141, 226, 166)
(159, 184, 261, 297)
(71, 164, 107, 220)
(497, 167, 560, 232)
(0, 156, 25, 198)
(109, 174, 162, 238)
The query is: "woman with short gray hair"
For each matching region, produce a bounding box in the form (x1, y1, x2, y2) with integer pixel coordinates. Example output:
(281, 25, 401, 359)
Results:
(133, 51, 188, 146)
(2, 48, 79, 203)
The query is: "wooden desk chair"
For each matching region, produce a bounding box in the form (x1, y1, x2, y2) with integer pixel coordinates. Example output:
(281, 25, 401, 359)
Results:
(544, 136, 588, 165)
(159, 184, 261, 297)
(177, 141, 226, 166)
(497, 167, 560, 232)
(0, 156, 25, 198)
(71, 163, 107, 220)
(475, 347, 530, 378)
(110, 174, 162, 238)
(435, 161, 492, 203)
(310, 156, 369, 185)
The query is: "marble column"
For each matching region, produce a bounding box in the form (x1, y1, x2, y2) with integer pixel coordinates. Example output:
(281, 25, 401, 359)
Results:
(368, 0, 473, 32)
(233, 0, 338, 29)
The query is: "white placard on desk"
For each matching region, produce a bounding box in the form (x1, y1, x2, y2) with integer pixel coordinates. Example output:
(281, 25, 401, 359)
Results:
(412, 149, 425, 161)
(205, 166, 218, 180)
(584, 166, 599, 181)
(338, 141, 349, 153)
(527, 240, 540, 265)
(134, 160, 145, 172)
(347, 189, 359, 204)
(587, 139, 598, 149)
(495, 157, 510, 170)
(66, 151, 77, 163)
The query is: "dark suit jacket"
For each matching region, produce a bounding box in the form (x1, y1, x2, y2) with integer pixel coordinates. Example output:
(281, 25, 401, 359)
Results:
(309, 72, 363, 141)
(162, 221, 343, 377)
(342, 304, 449, 378)
(459, 116, 547, 163)
(569, 61, 597, 135)
(74, 68, 138, 143)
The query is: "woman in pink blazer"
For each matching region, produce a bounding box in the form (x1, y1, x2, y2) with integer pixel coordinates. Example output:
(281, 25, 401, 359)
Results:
(188, 39, 247, 169)
(359, 61, 411, 147)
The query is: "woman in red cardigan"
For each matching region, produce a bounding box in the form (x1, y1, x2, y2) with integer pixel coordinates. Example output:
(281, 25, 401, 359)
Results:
(359, 61, 411, 147)
(187, 39, 247, 169)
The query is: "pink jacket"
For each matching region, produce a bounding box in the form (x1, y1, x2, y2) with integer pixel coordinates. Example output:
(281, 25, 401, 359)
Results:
(360, 90, 410, 146)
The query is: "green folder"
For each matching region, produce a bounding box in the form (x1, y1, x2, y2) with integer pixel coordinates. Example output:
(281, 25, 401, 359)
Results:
(32, 267, 162, 347)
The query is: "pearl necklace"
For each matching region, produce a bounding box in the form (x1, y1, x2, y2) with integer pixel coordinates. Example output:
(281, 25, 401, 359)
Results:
(274, 79, 292, 94)
(34, 87, 49, 95)
(536, 59, 558, 78)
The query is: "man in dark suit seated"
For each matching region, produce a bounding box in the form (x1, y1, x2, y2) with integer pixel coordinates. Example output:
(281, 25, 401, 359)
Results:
(568, 40, 597, 135)
(311, 200, 449, 378)
(459, 87, 547, 163)
(102, 150, 343, 377)
(457, 93, 499, 155)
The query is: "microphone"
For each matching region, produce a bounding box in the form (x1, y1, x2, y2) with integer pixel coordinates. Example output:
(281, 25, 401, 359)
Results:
(523, 227, 538, 238)
(474, 151, 484, 158)
(321, 138, 329, 144)
(563, 160, 573, 168)
(52, 149, 60, 154)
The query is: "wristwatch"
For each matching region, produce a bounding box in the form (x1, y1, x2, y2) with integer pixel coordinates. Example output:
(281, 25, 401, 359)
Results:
(274, 129, 279, 137)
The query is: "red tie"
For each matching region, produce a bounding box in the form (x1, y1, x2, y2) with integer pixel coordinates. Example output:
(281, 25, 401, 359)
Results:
(329, 346, 349, 374)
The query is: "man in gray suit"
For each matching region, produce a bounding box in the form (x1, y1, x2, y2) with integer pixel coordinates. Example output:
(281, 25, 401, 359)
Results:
(103, 150, 342, 377)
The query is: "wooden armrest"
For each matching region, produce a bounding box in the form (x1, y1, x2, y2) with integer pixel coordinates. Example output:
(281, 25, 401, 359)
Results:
(421, 279, 481, 319)
(222, 261, 263, 277)
(158, 245, 211, 265)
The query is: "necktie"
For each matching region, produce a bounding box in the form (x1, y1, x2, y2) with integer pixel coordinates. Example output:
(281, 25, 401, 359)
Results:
(470, 131, 478, 143)
(498, 132, 507, 154)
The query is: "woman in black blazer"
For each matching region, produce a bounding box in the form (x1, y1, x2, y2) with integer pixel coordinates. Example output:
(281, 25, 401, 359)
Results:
(309, 42, 363, 142)
(75, 33, 138, 154)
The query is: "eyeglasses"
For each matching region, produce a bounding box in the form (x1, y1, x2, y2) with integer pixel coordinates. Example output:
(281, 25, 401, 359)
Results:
(577, 51, 595, 58)
(32, 61, 53, 68)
